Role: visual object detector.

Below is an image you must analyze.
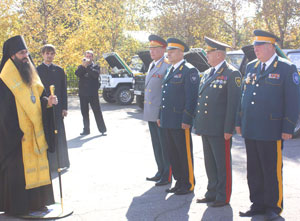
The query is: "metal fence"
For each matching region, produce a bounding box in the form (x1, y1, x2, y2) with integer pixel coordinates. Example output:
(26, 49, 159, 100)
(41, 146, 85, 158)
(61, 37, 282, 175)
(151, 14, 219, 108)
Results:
(66, 66, 108, 94)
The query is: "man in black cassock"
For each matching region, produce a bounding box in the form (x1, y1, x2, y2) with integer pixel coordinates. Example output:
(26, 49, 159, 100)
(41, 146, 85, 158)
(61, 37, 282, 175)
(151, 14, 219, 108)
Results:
(0, 36, 57, 216)
(37, 44, 70, 172)
(75, 50, 107, 135)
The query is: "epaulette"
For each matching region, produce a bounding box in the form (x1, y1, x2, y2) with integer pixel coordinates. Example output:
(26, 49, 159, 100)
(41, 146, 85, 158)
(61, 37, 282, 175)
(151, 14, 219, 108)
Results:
(157, 61, 162, 68)
(254, 60, 260, 68)
(217, 67, 224, 74)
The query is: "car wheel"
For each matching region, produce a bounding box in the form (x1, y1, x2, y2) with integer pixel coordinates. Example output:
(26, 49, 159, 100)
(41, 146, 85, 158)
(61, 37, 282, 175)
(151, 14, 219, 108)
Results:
(102, 90, 116, 103)
(293, 115, 300, 138)
(136, 95, 144, 109)
(115, 85, 134, 105)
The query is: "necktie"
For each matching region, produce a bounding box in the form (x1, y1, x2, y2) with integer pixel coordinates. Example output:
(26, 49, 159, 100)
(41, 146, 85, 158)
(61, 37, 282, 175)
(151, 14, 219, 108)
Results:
(150, 63, 155, 71)
(261, 63, 266, 73)
(169, 67, 174, 74)
(209, 68, 215, 77)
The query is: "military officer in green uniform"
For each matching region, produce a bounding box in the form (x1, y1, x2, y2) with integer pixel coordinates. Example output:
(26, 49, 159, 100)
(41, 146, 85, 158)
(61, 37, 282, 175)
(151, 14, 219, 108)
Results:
(194, 37, 242, 207)
(236, 30, 300, 221)
(158, 38, 200, 195)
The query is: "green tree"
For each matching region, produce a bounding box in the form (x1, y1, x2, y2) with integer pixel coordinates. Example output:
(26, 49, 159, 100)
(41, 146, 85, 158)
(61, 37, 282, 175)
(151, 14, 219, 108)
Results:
(250, 0, 300, 48)
(0, 0, 21, 57)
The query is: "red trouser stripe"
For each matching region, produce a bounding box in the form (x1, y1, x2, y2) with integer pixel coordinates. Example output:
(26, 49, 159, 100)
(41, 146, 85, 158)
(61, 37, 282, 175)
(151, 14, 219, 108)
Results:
(225, 139, 232, 203)
(168, 166, 172, 182)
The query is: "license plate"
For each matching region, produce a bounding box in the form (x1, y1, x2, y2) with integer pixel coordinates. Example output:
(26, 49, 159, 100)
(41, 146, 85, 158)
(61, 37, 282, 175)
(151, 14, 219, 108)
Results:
(134, 90, 142, 95)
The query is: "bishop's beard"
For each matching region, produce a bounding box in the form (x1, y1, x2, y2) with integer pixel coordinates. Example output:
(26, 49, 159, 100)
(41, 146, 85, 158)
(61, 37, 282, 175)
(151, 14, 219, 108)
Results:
(13, 57, 34, 86)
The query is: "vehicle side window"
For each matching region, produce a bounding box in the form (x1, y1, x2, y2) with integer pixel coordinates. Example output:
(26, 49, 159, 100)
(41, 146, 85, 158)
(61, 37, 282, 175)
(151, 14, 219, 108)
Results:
(226, 54, 244, 70)
(287, 52, 300, 71)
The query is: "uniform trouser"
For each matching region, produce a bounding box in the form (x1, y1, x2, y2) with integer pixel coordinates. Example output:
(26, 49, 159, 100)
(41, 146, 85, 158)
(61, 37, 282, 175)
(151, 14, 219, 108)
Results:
(164, 128, 195, 191)
(202, 135, 232, 203)
(79, 95, 106, 133)
(148, 122, 171, 182)
(245, 139, 283, 214)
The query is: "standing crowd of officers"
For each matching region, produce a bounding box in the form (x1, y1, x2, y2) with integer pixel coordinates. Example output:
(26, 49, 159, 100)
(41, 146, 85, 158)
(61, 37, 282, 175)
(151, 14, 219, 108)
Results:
(144, 30, 299, 221)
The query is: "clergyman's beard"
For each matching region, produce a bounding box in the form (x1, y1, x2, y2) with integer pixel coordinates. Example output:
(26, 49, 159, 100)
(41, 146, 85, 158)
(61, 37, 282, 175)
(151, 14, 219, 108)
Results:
(13, 57, 33, 86)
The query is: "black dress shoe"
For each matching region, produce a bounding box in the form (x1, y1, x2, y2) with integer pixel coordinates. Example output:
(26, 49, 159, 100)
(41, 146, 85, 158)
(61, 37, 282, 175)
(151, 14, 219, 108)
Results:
(146, 176, 160, 182)
(175, 189, 193, 195)
(80, 131, 90, 135)
(165, 187, 179, 193)
(196, 197, 215, 203)
(264, 211, 280, 221)
(155, 180, 170, 186)
(239, 209, 265, 217)
(210, 201, 228, 207)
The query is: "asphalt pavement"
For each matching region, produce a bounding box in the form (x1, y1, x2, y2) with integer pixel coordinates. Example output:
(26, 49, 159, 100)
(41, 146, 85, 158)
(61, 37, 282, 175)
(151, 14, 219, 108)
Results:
(1, 96, 300, 221)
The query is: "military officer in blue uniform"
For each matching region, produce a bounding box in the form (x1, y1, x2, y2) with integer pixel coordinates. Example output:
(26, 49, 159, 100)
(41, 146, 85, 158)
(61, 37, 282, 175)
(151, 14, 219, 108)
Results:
(157, 38, 200, 195)
(194, 37, 242, 207)
(144, 35, 172, 186)
(236, 30, 300, 221)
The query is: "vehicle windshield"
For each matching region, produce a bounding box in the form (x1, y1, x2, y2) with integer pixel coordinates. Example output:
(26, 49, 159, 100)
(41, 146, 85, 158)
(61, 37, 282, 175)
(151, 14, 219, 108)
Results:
(287, 53, 300, 71)
(130, 56, 143, 72)
(226, 53, 244, 70)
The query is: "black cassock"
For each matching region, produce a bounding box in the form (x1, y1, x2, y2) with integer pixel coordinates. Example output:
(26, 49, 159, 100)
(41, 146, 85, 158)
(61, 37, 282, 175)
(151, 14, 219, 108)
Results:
(0, 79, 55, 215)
(37, 63, 70, 171)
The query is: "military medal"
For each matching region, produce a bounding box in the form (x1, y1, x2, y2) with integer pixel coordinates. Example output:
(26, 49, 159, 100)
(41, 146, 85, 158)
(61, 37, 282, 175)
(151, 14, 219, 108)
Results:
(30, 88, 36, 104)
(213, 85, 217, 88)
(219, 85, 223, 88)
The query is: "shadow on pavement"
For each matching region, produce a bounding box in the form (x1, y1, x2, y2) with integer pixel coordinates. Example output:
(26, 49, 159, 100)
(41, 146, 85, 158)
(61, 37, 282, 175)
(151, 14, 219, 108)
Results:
(67, 135, 102, 148)
(67, 95, 137, 112)
(126, 110, 143, 121)
(201, 205, 233, 221)
(126, 186, 194, 221)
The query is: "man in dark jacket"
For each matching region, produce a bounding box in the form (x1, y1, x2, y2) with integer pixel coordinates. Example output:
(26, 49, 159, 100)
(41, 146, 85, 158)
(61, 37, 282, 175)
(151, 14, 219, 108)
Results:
(37, 44, 70, 171)
(75, 50, 106, 135)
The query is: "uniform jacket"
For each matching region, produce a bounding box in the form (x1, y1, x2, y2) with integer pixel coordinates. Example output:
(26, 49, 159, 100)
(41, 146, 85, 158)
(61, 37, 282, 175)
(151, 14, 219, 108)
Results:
(75, 63, 100, 96)
(236, 56, 300, 140)
(143, 56, 170, 122)
(159, 60, 200, 129)
(194, 61, 242, 136)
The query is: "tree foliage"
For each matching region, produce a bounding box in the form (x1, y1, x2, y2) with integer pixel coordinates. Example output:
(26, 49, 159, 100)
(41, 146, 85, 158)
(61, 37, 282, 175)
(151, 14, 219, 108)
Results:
(0, 0, 144, 69)
(249, 0, 300, 48)
(150, 0, 300, 49)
